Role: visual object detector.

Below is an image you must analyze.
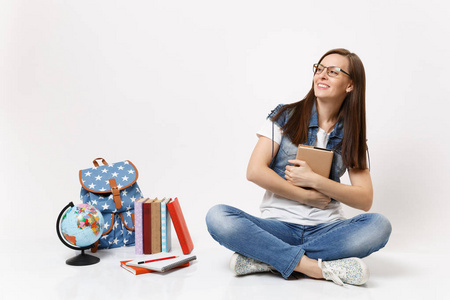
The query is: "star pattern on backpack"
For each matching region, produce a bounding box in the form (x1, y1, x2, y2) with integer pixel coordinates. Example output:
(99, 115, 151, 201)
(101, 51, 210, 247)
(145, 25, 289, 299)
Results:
(81, 161, 137, 192)
(80, 159, 144, 250)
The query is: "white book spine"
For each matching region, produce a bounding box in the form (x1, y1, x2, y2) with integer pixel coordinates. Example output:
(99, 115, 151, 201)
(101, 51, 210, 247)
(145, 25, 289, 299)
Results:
(134, 200, 144, 255)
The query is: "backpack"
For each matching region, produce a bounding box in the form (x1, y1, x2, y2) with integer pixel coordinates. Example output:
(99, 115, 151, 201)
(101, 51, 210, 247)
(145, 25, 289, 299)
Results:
(79, 158, 144, 251)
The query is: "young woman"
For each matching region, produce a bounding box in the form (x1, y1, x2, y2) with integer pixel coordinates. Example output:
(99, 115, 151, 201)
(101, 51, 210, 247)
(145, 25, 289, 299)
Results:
(205, 48, 392, 286)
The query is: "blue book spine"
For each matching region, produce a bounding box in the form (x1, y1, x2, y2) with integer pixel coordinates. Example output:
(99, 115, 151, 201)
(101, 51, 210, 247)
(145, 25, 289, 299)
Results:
(161, 199, 172, 252)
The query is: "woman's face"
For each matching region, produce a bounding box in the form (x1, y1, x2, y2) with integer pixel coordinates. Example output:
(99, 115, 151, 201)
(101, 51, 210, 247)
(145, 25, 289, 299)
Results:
(313, 54, 353, 103)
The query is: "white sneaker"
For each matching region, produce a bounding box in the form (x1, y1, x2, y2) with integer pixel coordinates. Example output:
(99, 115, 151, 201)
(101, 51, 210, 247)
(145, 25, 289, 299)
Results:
(319, 257, 369, 286)
(229, 253, 272, 276)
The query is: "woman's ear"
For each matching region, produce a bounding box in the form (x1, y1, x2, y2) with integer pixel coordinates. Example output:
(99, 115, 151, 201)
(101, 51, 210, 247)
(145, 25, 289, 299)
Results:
(346, 81, 354, 93)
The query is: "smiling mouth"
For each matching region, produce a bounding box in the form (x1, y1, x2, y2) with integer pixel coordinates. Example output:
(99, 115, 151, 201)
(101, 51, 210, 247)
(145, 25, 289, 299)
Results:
(317, 83, 329, 88)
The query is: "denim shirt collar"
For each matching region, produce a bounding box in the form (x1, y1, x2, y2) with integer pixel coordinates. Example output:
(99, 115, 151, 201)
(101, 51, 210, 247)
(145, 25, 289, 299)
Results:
(308, 101, 344, 140)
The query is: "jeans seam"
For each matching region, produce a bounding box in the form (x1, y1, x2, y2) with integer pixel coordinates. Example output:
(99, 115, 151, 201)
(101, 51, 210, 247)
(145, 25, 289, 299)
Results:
(282, 248, 305, 279)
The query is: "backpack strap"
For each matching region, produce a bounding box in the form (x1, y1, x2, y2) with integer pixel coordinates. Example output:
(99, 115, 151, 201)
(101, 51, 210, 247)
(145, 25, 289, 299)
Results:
(91, 240, 99, 253)
(93, 158, 108, 167)
(108, 179, 122, 210)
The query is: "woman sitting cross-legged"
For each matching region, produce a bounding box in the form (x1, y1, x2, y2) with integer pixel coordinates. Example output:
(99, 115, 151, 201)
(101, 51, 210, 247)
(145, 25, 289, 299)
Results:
(205, 48, 392, 286)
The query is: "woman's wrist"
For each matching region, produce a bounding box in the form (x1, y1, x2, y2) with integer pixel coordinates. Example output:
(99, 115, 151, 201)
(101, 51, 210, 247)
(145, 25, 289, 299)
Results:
(296, 186, 312, 205)
(309, 173, 322, 190)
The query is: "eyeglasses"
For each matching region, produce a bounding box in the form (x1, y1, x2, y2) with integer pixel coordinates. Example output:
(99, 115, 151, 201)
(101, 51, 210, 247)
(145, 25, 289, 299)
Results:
(313, 63, 351, 77)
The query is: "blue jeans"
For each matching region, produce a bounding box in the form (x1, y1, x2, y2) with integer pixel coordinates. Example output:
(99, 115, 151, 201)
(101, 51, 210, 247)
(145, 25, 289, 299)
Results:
(206, 204, 392, 279)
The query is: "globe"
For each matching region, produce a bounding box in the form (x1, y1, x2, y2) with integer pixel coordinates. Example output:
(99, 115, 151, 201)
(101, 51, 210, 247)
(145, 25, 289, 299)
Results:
(57, 202, 105, 265)
(60, 203, 104, 247)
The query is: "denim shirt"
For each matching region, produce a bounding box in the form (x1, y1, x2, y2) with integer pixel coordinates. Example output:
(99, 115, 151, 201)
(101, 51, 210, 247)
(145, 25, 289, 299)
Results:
(268, 103, 347, 188)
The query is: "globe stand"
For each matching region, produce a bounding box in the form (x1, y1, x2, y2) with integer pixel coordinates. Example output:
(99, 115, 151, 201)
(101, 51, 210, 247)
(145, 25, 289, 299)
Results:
(56, 202, 101, 266)
(66, 249, 100, 266)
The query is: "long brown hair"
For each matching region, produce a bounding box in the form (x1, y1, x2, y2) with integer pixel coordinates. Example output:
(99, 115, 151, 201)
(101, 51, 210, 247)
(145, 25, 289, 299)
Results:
(272, 48, 367, 169)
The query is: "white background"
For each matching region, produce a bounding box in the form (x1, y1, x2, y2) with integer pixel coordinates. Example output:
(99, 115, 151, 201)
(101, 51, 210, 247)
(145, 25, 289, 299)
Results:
(1, 0, 450, 279)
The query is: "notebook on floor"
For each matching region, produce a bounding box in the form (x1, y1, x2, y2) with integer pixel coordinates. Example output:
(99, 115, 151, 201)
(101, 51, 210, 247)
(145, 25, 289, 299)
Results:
(125, 254, 197, 272)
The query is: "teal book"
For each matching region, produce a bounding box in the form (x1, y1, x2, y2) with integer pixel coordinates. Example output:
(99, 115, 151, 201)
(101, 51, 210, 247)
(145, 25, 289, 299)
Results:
(160, 198, 172, 252)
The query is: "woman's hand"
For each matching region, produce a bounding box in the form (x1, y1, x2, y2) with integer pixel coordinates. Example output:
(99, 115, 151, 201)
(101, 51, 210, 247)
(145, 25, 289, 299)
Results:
(247, 136, 338, 209)
(285, 159, 319, 188)
(285, 160, 330, 209)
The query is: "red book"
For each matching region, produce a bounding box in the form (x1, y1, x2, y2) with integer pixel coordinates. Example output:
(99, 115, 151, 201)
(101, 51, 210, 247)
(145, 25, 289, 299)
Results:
(143, 198, 154, 254)
(167, 198, 194, 254)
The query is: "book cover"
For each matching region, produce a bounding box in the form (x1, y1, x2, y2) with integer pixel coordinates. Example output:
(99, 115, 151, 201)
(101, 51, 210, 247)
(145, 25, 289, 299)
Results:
(167, 197, 194, 254)
(126, 254, 196, 272)
(120, 259, 191, 275)
(143, 198, 155, 254)
(160, 198, 172, 253)
(134, 198, 147, 255)
(120, 260, 154, 275)
(151, 199, 162, 254)
(296, 145, 334, 178)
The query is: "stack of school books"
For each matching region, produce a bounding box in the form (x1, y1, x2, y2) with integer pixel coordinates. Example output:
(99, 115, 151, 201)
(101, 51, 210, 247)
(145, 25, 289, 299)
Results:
(134, 197, 194, 256)
(121, 197, 195, 275)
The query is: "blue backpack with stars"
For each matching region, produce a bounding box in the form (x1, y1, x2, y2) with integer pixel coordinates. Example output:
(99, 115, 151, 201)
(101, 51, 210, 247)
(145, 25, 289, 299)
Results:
(79, 158, 144, 251)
